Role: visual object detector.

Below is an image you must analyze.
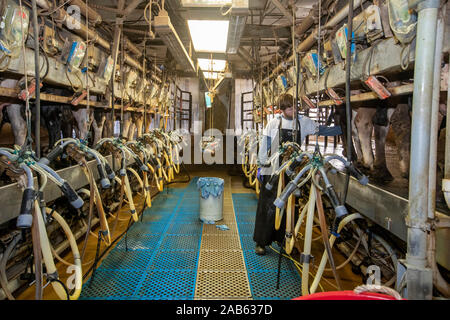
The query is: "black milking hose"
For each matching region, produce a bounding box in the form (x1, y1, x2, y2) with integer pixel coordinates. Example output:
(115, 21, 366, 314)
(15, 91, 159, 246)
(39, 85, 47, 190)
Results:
(31, 0, 41, 157)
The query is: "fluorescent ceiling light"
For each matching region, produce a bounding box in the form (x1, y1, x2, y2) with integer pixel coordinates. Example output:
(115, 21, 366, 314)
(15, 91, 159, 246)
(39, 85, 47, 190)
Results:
(188, 20, 229, 53)
(203, 71, 221, 79)
(227, 15, 247, 54)
(154, 13, 195, 71)
(181, 0, 231, 7)
(198, 58, 227, 72)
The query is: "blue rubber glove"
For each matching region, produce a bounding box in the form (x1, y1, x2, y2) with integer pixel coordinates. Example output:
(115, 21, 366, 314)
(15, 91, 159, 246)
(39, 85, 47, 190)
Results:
(257, 167, 263, 183)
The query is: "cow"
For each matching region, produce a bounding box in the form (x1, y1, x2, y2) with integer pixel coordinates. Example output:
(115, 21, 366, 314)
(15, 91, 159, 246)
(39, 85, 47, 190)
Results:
(334, 88, 412, 182)
(42, 86, 77, 145)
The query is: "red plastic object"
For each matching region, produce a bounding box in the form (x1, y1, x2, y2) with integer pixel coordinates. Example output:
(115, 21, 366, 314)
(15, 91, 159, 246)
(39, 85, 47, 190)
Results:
(364, 75, 391, 100)
(293, 291, 402, 300)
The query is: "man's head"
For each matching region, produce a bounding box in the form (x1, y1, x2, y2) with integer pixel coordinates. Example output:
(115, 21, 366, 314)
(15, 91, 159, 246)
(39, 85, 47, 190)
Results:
(278, 93, 294, 119)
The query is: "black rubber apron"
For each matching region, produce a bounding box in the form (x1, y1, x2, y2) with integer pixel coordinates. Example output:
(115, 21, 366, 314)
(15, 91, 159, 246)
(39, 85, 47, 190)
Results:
(253, 119, 301, 247)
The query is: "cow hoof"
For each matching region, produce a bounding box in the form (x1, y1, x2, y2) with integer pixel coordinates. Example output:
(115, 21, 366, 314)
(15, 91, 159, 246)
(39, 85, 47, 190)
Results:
(371, 167, 394, 183)
(358, 165, 371, 176)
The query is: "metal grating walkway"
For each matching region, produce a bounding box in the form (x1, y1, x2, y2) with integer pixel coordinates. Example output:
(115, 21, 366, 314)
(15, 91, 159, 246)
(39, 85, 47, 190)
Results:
(232, 193, 302, 300)
(79, 177, 301, 300)
(194, 179, 251, 300)
(80, 178, 202, 300)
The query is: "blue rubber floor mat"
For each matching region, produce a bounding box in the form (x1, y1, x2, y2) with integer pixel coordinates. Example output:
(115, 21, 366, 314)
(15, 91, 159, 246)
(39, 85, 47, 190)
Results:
(232, 193, 302, 300)
(80, 177, 202, 300)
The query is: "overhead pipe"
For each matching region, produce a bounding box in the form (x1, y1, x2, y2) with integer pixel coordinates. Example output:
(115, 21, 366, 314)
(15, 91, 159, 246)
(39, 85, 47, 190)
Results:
(124, 38, 143, 58)
(123, 0, 144, 16)
(70, 0, 102, 24)
(123, 28, 150, 35)
(71, 0, 142, 58)
(294, 4, 319, 37)
(406, 0, 440, 300)
(35, 0, 145, 71)
(89, 4, 122, 14)
(263, 0, 367, 84)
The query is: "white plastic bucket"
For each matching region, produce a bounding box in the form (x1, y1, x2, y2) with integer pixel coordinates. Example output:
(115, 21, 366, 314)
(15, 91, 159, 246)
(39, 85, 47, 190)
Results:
(199, 192, 224, 222)
(197, 177, 224, 222)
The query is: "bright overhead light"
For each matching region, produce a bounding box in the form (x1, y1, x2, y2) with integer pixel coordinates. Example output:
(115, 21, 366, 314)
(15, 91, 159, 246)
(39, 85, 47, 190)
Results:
(203, 71, 221, 79)
(187, 20, 229, 53)
(181, 0, 231, 7)
(198, 58, 227, 72)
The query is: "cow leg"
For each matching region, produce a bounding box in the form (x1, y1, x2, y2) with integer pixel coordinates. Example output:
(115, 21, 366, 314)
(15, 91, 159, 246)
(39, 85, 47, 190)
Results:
(61, 105, 75, 138)
(121, 112, 132, 140)
(135, 113, 144, 138)
(334, 106, 357, 160)
(128, 112, 137, 141)
(128, 123, 136, 141)
(144, 113, 151, 134)
(41, 105, 64, 149)
(92, 109, 106, 145)
(7, 104, 27, 147)
(0, 103, 7, 134)
(351, 109, 363, 164)
(372, 108, 395, 182)
(103, 112, 115, 138)
(354, 107, 376, 172)
(390, 103, 411, 179)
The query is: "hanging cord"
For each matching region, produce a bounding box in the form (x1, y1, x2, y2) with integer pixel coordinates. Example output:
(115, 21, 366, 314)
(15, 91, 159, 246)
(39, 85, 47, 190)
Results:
(30, 0, 41, 156)
(208, 54, 213, 132)
(18, 0, 33, 152)
(314, 0, 322, 151)
(292, 3, 298, 143)
(84, 0, 90, 141)
(143, 34, 147, 135)
(343, 0, 354, 204)
(120, 27, 125, 138)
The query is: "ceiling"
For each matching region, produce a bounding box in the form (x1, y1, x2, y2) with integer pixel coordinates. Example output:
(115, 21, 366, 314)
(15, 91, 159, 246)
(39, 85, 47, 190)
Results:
(88, 0, 317, 80)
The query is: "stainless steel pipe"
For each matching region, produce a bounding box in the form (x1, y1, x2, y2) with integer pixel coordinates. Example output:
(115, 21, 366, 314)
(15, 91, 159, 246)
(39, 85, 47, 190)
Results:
(406, 0, 440, 300)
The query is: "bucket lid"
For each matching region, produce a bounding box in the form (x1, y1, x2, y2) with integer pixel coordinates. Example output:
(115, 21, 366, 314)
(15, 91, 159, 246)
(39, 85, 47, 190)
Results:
(197, 177, 224, 199)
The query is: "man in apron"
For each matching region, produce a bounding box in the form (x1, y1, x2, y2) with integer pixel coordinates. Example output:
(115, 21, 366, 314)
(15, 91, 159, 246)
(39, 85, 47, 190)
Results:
(253, 93, 341, 255)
